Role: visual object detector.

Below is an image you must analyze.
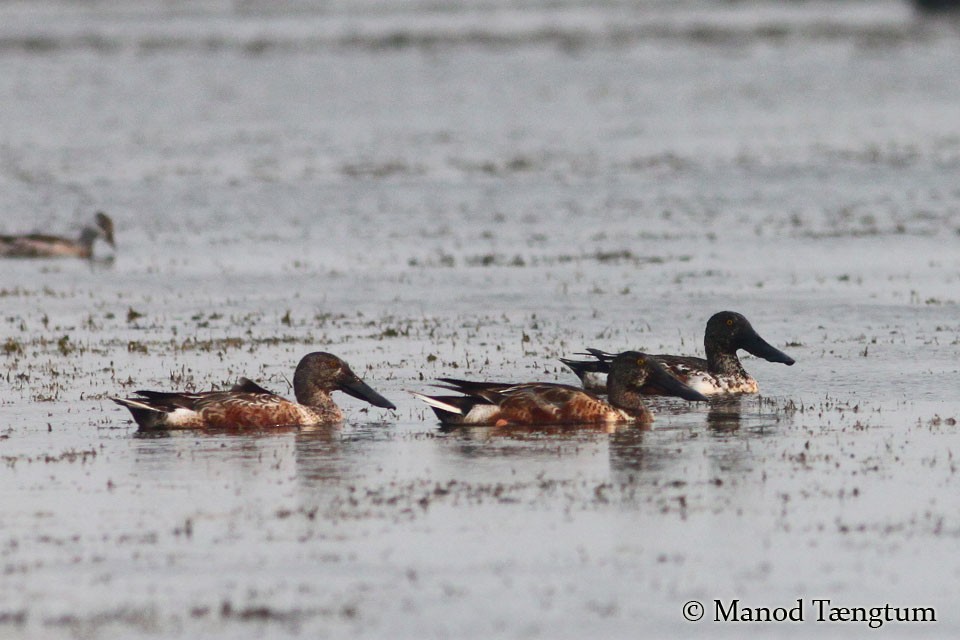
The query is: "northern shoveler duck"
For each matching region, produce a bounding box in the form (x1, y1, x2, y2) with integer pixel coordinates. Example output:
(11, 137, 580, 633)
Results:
(112, 352, 395, 429)
(413, 351, 708, 427)
(0, 211, 115, 259)
(561, 311, 795, 396)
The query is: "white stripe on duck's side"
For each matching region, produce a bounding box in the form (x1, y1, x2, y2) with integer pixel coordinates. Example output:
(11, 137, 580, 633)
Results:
(573, 365, 759, 396)
(410, 392, 503, 424)
(676, 369, 758, 395)
(562, 311, 795, 396)
(580, 371, 608, 392)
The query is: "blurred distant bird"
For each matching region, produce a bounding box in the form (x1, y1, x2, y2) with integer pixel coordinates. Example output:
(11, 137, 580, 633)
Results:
(0, 211, 115, 259)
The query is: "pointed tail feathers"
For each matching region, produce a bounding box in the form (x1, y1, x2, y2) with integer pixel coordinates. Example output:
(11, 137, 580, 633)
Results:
(410, 392, 465, 416)
(111, 396, 168, 430)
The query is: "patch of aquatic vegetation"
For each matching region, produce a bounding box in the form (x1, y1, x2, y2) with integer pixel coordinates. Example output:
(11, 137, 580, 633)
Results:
(922, 415, 959, 429)
(0, 286, 71, 298)
(0, 19, 937, 58)
(3, 337, 25, 356)
(2, 448, 97, 468)
(306, 475, 734, 524)
(409, 250, 691, 268)
(2, 333, 105, 360)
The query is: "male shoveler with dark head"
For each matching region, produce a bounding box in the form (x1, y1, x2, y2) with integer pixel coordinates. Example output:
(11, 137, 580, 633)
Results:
(112, 352, 395, 429)
(0, 211, 115, 259)
(561, 311, 795, 396)
(414, 351, 707, 428)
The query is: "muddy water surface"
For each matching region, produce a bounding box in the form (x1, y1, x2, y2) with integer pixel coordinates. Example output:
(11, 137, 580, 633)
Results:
(2, 1, 960, 638)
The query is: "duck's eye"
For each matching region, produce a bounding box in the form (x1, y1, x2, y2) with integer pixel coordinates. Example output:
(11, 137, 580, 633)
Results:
(726, 319, 734, 326)
(636, 357, 646, 366)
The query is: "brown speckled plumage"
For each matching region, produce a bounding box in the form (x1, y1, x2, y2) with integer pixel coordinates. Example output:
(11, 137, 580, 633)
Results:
(415, 351, 707, 428)
(561, 311, 795, 396)
(112, 352, 395, 430)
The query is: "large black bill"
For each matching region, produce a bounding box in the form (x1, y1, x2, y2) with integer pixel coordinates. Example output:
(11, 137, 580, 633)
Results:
(647, 360, 709, 402)
(340, 377, 396, 410)
(743, 332, 795, 366)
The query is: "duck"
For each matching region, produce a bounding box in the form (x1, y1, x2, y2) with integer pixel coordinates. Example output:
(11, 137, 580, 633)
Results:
(414, 351, 707, 427)
(112, 352, 395, 429)
(561, 311, 795, 396)
(0, 211, 115, 259)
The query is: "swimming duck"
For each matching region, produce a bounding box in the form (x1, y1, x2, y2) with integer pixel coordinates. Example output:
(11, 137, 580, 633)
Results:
(0, 211, 115, 259)
(414, 351, 707, 427)
(112, 352, 395, 429)
(561, 311, 795, 396)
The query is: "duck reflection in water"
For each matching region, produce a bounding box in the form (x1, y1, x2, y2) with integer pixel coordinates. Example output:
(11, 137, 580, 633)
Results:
(706, 397, 745, 432)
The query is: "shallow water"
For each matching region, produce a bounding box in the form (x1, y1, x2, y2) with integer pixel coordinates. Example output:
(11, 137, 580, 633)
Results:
(2, 0, 960, 637)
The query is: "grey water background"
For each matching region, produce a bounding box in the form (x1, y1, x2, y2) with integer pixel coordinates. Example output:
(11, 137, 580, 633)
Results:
(2, 0, 960, 637)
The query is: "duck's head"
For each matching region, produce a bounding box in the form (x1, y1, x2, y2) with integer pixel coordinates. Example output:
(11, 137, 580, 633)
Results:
(706, 311, 795, 365)
(94, 211, 116, 248)
(610, 351, 708, 402)
(294, 352, 396, 410)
